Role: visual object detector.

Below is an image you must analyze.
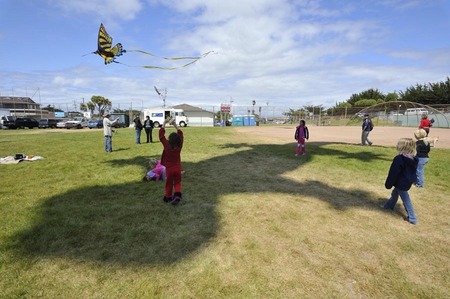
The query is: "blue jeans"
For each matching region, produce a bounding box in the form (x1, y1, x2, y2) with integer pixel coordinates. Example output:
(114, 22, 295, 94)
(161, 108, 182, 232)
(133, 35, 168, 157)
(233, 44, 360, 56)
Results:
(416, 157, 429, 187)
(361, 130, 372, 145)
(384, 188, 417, 224)
(105, 135, 112, 152)
(135, 129, 142, 144)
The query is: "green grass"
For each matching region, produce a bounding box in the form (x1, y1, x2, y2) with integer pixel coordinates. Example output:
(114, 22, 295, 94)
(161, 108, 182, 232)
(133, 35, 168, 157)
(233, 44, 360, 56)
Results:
(1, 127, 449, 298)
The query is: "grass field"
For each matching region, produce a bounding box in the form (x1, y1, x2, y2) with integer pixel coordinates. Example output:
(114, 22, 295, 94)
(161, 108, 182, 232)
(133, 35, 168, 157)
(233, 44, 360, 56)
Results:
(0, 126, 449, 298)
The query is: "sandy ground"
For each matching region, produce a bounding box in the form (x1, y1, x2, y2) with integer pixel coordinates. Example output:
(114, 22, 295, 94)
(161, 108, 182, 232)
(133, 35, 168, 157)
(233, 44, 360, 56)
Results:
(6, 125, 448, 149)
(234, 126, 449, 149)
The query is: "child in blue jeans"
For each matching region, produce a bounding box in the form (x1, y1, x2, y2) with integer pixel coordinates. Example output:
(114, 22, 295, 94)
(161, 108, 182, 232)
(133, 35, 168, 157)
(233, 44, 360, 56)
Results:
(383, 138, 419, 224)
(414, 129, 430, 188)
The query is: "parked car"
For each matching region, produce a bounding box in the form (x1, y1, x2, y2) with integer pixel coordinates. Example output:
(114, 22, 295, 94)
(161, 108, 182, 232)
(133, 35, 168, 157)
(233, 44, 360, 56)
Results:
(1, 115, 16, 129)
(405, 108, 428, 115)
(3, 117, 39, 129)
(39, 118, 60, 129)
(65, 117, 89, 129)
(56, 120, 67, 128)
(88, 119, 103, 129)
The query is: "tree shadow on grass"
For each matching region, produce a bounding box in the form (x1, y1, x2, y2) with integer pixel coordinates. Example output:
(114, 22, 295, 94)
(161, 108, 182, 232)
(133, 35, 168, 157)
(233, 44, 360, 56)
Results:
(10, 141, 391, 266)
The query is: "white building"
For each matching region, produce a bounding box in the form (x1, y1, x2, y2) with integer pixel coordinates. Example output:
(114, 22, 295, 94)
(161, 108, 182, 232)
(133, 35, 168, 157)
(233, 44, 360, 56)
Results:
(173, 104, 215, 127)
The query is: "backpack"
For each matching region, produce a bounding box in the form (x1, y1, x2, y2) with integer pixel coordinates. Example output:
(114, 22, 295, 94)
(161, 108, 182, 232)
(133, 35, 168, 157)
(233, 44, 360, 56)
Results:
(369, 120, 374, 131)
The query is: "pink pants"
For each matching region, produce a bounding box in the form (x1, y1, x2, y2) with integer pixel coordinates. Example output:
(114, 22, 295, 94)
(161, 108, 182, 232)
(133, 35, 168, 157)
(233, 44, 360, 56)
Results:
(296, 138, 306, 155)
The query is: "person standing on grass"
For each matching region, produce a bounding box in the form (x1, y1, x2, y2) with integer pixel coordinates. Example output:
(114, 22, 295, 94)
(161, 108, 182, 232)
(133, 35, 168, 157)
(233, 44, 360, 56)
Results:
(361, 113, 373, 146)
(133, 115, 143, 144)
(143, 115, 154, 143)
(414, 129, 430, 188)
(159, 118, 184, 205)
(103, 112, 119, 153)
(294, 119, 309, 156)
(383, 138, 418, 225)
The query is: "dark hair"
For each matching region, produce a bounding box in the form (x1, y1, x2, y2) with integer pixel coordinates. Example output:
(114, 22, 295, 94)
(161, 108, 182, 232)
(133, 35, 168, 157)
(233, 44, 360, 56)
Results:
(300, 119, 306, 126)
(168, 132, 181, 149)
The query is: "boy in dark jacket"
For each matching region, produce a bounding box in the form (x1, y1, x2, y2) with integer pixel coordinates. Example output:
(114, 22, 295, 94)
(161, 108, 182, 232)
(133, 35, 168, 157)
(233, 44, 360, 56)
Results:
(383, 138, 419, 224)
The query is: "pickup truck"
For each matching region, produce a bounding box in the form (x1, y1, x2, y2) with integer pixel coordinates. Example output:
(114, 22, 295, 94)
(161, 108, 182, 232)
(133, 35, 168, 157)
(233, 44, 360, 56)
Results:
(65, 117, 89, 129)
(2, 117, 39, 129)
(1, 115, 15, 129)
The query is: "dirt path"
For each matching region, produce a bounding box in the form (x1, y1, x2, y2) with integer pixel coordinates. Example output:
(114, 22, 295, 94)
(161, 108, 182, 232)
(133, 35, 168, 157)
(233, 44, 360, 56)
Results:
(234, 126, 449, 148)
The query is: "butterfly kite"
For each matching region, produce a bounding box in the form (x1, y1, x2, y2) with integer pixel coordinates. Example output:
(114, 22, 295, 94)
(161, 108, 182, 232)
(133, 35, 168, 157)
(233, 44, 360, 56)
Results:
(86, 23, 213, 70)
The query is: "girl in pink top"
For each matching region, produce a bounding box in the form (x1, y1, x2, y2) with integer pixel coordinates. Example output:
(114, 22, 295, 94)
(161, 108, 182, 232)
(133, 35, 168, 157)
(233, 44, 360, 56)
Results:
(143, 159, 166, 181)
(295, 120, 309, 156)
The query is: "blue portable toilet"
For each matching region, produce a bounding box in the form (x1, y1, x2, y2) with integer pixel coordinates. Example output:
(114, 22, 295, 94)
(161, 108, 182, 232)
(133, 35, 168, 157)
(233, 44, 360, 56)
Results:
(249, 115, 256, 126)
(232, 115, 243, 126)
(243, 115, 250, 126)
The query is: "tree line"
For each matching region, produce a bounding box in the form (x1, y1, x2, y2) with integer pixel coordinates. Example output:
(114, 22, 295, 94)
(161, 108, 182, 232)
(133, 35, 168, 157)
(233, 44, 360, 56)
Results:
(285, 77, 450, 119)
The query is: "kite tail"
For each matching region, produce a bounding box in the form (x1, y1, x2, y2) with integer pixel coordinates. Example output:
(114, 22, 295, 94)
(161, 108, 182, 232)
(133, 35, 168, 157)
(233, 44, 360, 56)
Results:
(114, 51, 214, 70)
(127, 50, 214, 61)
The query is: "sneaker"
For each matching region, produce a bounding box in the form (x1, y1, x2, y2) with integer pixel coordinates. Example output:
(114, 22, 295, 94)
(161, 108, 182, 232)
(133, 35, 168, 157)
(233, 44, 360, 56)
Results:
(163, 196, 172, 203)
(415, 184, 423, 188)
(171, 196, 181, 205)
(403, 217, 417, 225)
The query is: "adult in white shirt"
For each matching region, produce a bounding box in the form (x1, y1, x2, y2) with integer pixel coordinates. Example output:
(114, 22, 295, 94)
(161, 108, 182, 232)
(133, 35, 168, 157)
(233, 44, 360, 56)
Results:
(103, 112, 119, 152)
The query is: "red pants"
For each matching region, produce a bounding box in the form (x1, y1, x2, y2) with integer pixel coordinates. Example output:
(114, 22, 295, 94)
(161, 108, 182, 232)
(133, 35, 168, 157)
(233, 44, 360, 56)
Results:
(165, 166, 182, 197)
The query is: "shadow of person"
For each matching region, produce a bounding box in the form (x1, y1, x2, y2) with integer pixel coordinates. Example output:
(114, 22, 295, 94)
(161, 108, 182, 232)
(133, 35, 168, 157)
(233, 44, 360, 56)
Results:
(10, 141, 387, 266)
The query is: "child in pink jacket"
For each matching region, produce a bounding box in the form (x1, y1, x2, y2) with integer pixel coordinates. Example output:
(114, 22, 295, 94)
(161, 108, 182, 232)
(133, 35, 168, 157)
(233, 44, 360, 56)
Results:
(295, 120, 309, 156)
(143, 159, 166, 182)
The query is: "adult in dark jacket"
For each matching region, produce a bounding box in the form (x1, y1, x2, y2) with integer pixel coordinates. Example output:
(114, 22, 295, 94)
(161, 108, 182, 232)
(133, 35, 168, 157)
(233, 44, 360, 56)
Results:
(383, 138, 419, 224)
(361, 114, 373, 146)
(133, 115, 143, 144)
(143, 115, 154, 143)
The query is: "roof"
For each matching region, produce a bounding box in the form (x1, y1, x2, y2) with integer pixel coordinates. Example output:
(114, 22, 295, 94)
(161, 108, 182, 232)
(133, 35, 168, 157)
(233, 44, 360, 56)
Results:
(173, 103, 214, 114)
(0, 96, 36, 104)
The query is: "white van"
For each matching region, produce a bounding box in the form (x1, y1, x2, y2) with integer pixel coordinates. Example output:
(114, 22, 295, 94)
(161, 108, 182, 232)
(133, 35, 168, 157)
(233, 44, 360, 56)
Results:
(143, 108, 188, 127)
(405, 108, 428, 115)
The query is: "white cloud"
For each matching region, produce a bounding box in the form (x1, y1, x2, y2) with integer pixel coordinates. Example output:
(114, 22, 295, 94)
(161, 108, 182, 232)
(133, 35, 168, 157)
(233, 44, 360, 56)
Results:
(48, 0, 143, 21)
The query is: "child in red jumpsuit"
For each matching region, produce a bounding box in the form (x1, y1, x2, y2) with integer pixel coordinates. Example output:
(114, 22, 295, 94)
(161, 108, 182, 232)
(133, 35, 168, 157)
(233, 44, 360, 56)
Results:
(159, 119, 184, 205)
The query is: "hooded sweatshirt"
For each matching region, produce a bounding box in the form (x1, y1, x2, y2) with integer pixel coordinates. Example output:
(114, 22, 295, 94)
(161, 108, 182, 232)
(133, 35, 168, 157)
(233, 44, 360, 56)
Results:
(385, 154, 418, 191)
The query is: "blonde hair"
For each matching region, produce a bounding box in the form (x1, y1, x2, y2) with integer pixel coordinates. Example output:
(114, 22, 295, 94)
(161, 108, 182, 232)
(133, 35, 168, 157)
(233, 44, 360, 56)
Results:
(414, 129, 427, 140)
(148, 158, 158, 168)
(396, 138, 416, 156)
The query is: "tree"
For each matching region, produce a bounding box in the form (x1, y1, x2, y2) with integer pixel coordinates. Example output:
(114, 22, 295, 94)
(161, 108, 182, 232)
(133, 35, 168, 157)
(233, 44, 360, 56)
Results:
(385, 92, 399, 102)
(354, 99, 379, 107)
(42, 104, 63, 112)
(80, 103, 87, 112)
(87, 102, 95, 115)
(399, 77, 450, 104)
(89, 96, 112, 116)
(347, 88, 385, 106)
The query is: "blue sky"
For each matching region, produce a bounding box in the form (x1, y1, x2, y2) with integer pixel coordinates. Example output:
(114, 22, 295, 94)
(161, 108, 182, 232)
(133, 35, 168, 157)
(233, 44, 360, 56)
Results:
(0, 0, 449, 112)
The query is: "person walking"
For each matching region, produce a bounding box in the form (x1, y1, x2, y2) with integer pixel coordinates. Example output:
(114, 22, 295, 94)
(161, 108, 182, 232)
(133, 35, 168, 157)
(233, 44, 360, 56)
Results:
(103, 112, 119, 152)
(361, 113, 373, 146)
(133, 115, 143, 144)
(143, 115, 154, 143)
(294, 119, 309, 156)
(159, 119, 184, 205)
(383, 138, 419, 224)
(419, 113, 432, 136)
